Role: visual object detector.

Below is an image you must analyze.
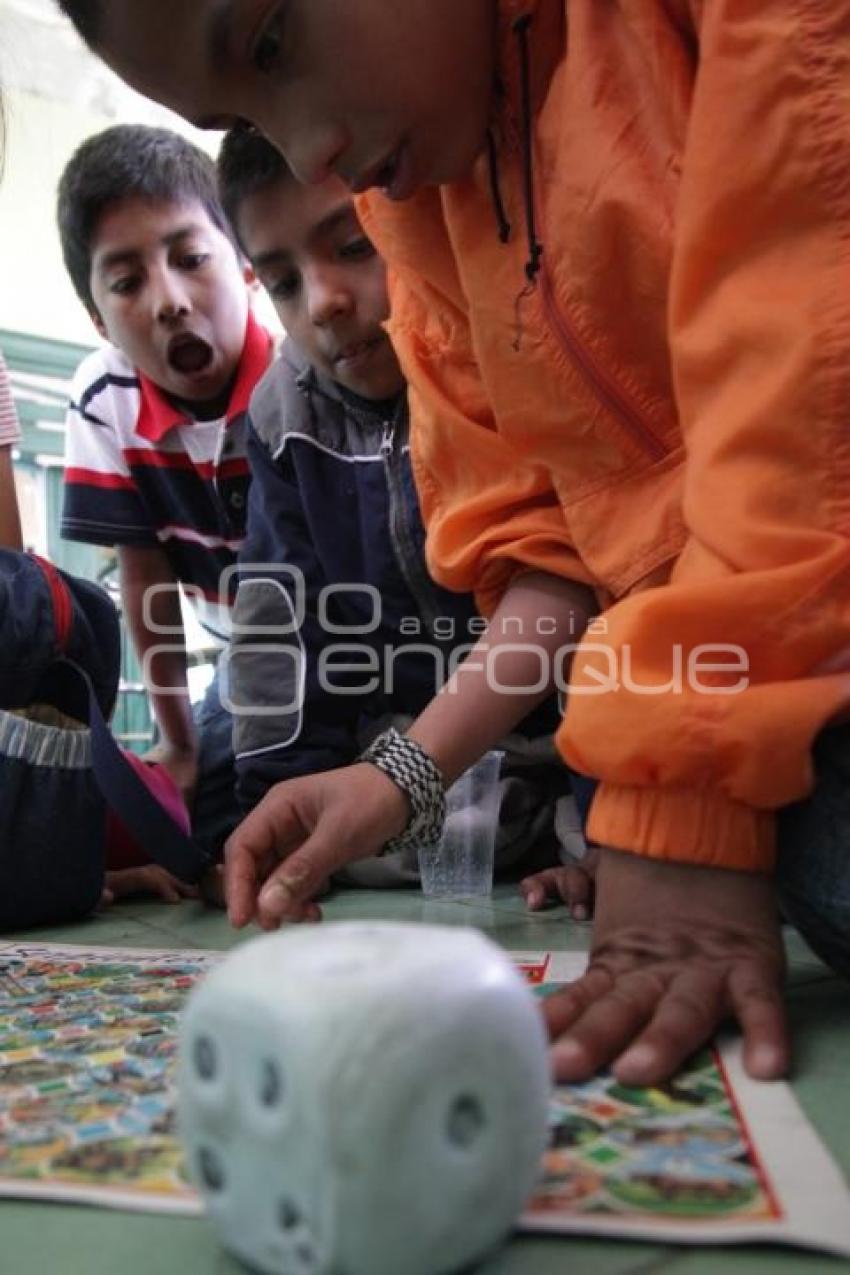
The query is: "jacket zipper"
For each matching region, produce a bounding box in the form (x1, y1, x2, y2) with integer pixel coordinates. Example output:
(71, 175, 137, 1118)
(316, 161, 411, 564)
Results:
(32, 554, 73, 653)
(380, 419, 443, 634)
(305, 371, 444, 632)
(538, 267, 667, 463)
(499, 23, 668, 464)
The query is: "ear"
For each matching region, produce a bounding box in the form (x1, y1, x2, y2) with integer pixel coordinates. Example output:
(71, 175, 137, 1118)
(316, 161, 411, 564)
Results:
(242, 260, 259, 290)
(88, 308, 108, 340)
(243, 261, 264, 302)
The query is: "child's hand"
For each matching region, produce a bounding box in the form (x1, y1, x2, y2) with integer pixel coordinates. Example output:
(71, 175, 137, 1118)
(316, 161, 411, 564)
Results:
(101, 865, 200, 906)
(520, 850, 598, 919)
(224, 764, 410, 930)
(543, 847, 788, 1086)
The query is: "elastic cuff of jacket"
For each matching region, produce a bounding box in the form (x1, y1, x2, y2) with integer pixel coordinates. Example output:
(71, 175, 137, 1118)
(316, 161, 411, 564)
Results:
(587, 783, 776, 873)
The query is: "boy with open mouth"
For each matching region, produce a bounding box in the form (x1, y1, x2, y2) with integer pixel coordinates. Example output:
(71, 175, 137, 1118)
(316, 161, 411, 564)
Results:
(58, 123, 273, 889)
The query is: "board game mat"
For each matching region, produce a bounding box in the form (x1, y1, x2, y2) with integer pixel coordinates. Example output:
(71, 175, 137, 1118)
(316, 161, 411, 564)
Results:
(0, 942, 847, 1256)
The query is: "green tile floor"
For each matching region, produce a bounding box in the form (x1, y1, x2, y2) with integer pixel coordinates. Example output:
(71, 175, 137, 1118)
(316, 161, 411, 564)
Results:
(2, 886, 848, 1275)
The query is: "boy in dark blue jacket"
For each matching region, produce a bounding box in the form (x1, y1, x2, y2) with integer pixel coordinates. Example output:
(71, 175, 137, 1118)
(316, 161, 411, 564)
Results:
(218, 127, 590, 892)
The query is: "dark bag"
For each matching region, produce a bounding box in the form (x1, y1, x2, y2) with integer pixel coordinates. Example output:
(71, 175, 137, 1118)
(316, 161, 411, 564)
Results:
(0, 550, 209, 931)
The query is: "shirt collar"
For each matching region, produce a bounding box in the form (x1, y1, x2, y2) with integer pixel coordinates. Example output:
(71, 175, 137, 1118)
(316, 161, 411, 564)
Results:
(136, 311, 272, 443)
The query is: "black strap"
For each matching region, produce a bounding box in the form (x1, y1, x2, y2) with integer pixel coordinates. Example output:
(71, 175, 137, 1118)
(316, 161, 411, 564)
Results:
(73, 662, 211, 884)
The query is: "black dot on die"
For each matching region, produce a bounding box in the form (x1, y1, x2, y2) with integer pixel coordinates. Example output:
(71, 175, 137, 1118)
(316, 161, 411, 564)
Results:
(446, 1094, 485, 1148)
(198, 1145, 226, 1192)
(260, 1059, 284, 1107)
(277, 1198, 300, 1231)
(193, 1035, 217, 1081)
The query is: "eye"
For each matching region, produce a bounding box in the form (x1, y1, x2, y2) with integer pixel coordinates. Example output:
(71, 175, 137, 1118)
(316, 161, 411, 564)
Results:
(109, 275, 141, 297)
(179, 252, 211, 271)
(252, 4, 288, 77)
(268, 269, 301, 301)
(339, 237, 376, 263)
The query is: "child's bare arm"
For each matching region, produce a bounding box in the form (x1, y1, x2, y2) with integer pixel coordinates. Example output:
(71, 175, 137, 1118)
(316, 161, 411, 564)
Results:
(224, 572, 594, 929)
(404, 572, 593, 785)
(0, 446, 22, 551)
(117, 544, 199, 802)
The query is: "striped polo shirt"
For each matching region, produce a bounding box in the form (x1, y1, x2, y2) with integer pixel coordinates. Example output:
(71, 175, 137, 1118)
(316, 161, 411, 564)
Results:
(0, 352, 22, 446)
(61, 313, 272, 639)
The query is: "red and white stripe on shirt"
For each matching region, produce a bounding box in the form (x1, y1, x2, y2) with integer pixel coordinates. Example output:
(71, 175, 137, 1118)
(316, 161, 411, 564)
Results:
(0, 353, 22, 447)
(61, 314, 272, 639)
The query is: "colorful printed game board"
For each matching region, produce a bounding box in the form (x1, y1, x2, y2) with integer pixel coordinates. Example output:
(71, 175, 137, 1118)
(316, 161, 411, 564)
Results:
(0, 942, 216, 1213)
(519, 952, 850, 1256)
(0, 942, 848, 1257)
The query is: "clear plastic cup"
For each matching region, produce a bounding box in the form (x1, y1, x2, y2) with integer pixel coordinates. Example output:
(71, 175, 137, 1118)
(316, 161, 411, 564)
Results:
(418, 751, 504, 899)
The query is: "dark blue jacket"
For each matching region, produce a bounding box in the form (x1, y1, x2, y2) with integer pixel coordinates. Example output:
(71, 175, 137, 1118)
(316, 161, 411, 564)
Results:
(231, 343, 562, 833)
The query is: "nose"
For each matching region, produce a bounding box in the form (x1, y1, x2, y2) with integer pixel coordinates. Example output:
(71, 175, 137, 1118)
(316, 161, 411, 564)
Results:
(152, 269, 191, 322)
(277, 124, 350, 187)
(304, 265, 353, 328)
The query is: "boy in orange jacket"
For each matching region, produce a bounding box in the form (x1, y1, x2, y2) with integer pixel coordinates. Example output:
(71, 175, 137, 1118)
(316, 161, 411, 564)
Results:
(58, 0, 850, 1086)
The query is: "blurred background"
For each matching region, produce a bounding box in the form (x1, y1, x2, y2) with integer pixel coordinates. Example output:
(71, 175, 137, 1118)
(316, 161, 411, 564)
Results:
(0, 0, 280, 747)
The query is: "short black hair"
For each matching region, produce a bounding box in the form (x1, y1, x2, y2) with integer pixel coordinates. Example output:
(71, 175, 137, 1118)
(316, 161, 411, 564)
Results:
(217, 125, 295, 255)
(57, 124, 235, 312)
(56, 0, 103, 47)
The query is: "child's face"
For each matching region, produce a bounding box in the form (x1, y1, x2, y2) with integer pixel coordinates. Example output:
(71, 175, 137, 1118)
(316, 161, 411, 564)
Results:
(237, 175, 403, 400)
(88, 197, 251, 403)
(93, 2, 496, 198)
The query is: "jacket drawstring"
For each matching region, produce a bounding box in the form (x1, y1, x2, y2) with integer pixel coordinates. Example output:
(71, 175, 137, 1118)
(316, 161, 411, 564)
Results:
(485, 13, 544, 283)
(513, 14, 544, 284)
(485, 13, 545, 348)
(486, 129, 512, 244)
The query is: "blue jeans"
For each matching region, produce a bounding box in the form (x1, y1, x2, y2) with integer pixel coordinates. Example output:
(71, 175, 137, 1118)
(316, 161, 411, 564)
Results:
(191, 665, 240, 862)
(776, 724, 850, 978)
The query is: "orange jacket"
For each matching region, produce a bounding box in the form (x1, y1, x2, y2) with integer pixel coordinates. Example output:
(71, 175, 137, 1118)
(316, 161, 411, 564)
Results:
(358, 0, 850, 872)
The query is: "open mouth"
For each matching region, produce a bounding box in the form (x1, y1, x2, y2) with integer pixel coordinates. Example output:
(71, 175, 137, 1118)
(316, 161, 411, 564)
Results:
(167, 335, 214, 376)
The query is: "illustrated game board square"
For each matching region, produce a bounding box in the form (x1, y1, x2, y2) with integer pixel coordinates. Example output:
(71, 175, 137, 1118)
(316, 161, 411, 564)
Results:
(585, 1145, 626, 1166)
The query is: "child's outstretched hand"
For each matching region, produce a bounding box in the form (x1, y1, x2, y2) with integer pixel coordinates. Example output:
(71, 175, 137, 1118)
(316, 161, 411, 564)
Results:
(543, 847, 789, 1086)
(520, 849, 598, 919)
(224, 763, 410, 929)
